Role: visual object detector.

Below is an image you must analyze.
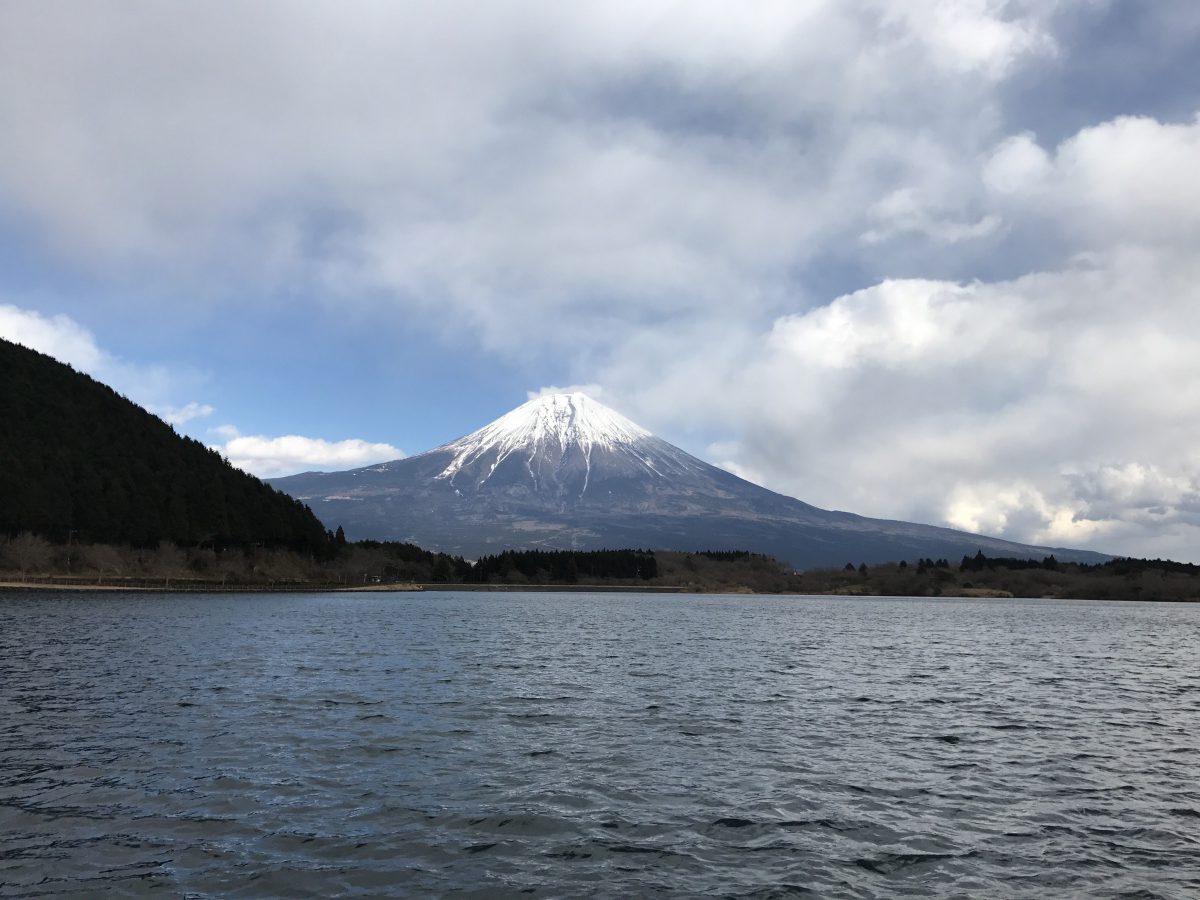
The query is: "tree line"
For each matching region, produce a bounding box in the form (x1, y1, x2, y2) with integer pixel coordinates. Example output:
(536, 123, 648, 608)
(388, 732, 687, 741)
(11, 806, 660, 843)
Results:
(468, 548, 657, 583)
(0, 535, 662, 586)
(4, 532, 1200, 601)
(0, 338, 333, 555)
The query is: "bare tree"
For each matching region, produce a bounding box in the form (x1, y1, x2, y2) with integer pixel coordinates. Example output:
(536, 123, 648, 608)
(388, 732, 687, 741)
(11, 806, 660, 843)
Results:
(2, 532, 53, 578)
(152, 541, 188, 578)
(82, 543, 125, 580)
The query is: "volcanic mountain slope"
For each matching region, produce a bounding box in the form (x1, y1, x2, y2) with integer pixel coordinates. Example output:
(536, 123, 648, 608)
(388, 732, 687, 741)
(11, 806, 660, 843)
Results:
(271, 393, 1107, 568)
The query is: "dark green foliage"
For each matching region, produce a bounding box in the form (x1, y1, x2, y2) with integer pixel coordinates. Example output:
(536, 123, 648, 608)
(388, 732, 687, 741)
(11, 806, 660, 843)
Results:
(800, 553, 1200, 601)
(695, 550, 761, 562)
(348, 539, 472, 582)
(0, 338, 332, 554)
(916, 557, 951, 572)
(348, 544, 660, 585)
(470, 548, 657, 583)
(951, 551, 1200, 599)
(1084, 556, 1199, 576)
(961, 551, 1063, 572)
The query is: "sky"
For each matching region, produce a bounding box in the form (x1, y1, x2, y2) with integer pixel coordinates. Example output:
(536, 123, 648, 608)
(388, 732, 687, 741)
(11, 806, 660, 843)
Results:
(2, 1, 1199, 561)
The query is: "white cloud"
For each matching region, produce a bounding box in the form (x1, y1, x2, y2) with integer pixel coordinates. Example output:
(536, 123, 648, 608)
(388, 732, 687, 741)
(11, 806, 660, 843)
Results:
(1066, 463, 1200, 525)
(861, 188, 1002, 245)
(982, 132, 1051, 194)
(212, 427, 404, 479)
(942, 480, 1116, 547)
(0, 302, 204, 415)
(985, 115, 1200, 246)
(883, 0, 1057, 77)
(0, 1, 1082, 354)
(704, 441, 771, 489)
(0, 303, 106, 371)
(765, 277, 1039, 371)
(158, 402, 214, 426)
(528, 383, 609, 402)
(591, 173, 1200, 559)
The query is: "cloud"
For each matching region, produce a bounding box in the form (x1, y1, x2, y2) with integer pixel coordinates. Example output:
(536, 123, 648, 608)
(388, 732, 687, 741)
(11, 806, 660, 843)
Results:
(0, 0, 1082, 353)
(595, 236, 1200, 559)
(212, 427, 404, 479)
(2, 4, 1198, 559)
(985, 114, 1200, 247)
(0, 303, 106, 370)
(983, 133, 1051, 194)
(159, 402, 214, 426)
(572, 111, 1200, 559)
(1, 299, 404, 482)
(884, 0, 1057, 77)
(0, 302, 201, 415)
(861, 188, 1002, 245)
(528, 383, 609, 402)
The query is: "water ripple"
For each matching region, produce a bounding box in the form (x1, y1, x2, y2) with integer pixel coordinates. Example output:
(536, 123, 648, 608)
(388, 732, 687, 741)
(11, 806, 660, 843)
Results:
(1, 591, 1199, 897)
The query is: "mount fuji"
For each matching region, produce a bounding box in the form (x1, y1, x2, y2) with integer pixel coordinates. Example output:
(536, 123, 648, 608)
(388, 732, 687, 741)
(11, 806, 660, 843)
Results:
(270, 393, 1106, 568)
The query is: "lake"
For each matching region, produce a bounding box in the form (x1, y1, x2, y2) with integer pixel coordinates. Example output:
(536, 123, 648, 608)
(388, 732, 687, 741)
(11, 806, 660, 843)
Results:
(2, 591, 1198, 897)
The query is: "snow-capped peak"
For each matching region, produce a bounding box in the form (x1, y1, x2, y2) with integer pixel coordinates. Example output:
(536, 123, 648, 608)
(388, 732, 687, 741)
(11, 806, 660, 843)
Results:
(433, 393, 652, 483)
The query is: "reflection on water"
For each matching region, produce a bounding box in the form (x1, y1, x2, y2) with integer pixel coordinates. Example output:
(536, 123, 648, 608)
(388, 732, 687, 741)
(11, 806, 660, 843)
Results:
(1, 591, 1198, 897)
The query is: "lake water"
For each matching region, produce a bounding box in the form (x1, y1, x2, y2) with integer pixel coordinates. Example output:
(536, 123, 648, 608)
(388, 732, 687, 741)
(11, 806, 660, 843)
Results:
(1, 591, 1198, 898)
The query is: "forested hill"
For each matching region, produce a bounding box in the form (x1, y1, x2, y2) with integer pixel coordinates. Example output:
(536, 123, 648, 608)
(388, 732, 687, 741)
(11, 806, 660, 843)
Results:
(0, 338, 331, 552)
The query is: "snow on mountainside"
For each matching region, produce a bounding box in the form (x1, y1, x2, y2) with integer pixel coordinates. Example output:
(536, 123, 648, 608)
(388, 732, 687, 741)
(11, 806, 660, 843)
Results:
(269, 392, 1110, 568)
(430, 392, 706, 495)
(436, 393, 649, 483)
(441, 393, 650, 462)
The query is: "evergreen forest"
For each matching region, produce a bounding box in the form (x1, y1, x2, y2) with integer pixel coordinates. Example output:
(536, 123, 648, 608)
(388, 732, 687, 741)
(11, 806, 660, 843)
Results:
(0, 338, 331, 553)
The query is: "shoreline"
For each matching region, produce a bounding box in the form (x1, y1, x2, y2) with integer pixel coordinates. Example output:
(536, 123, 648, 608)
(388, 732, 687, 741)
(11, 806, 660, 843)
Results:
(1, 579, 1194, 601)
(0, 579, 366, 594)
(0, 579, 687, 595)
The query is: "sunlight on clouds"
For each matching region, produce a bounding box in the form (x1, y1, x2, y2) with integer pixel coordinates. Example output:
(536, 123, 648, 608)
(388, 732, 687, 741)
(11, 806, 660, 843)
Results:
(983, 133, 1050, 194)
(575, 107, 1200, 560)
(1055, 115, 1200, 243)
(985, 116, 1200, 244)
(767, 279, 1000, 369)
(940, 464, 1200, 552)
(943, 481, 1032, 535)
(885, 0, 1057, 77)
(597, 223, 1200, 558)
(212, 427, 405, 479)
(0, 304, 106, 371)
(943, 481, 1114, 547)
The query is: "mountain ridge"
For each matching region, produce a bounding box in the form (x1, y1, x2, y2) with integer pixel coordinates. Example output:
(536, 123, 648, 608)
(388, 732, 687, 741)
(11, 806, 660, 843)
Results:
(0, 336, 332, 552)
(270, 392, 1108, 568)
